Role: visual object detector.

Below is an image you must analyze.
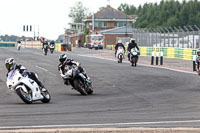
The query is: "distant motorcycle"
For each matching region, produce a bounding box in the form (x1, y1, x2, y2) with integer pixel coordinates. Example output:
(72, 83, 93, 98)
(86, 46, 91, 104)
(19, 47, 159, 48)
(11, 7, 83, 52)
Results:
(6, 69, 51, 104)
(43, 45, 48, 55)
(130, 48, 139, 67)
(49, 44, 55, 54)
(17, 43, 21, 51)
(117, 46, 125, 63)
(60, 63, 93, 95)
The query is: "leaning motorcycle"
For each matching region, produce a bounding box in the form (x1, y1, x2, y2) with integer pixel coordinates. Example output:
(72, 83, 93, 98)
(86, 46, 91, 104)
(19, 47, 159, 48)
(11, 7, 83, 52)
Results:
(43, 45, 48, 55)
(6, 69, 51, 104)
(49, 44, 55, 54)
(130, 48, 139, 67)
(61, 64, 93, 95)
(117, 46, 125, 63)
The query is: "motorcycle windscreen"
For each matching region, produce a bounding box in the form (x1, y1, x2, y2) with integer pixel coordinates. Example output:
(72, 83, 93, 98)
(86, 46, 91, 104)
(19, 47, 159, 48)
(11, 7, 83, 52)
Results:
(7, 69, 19, 80)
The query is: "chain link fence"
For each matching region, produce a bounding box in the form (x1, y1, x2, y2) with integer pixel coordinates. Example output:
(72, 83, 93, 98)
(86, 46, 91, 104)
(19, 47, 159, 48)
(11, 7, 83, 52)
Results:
(133, 25, 200, 48)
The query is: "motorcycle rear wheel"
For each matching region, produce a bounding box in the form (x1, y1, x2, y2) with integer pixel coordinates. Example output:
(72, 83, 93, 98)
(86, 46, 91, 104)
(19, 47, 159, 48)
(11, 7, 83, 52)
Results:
(41, 89, 51, 103)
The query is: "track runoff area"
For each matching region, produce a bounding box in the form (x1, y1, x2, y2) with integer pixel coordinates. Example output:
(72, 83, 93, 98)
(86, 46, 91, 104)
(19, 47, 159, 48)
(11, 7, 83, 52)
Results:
(0, 47, 200, 132)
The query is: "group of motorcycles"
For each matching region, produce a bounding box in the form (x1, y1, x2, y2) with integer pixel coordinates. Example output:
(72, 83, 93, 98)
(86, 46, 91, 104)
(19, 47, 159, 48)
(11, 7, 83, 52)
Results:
(43, 43, 55, 55)
(6, 60, 93, 104)
(116, 46, 140, 67)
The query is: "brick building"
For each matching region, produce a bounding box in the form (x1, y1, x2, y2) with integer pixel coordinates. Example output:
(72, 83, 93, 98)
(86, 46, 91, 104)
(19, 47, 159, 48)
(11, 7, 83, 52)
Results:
(98, 26, 135, 48)
(64, 5, 137, 48)
(84, 5, 136, 32)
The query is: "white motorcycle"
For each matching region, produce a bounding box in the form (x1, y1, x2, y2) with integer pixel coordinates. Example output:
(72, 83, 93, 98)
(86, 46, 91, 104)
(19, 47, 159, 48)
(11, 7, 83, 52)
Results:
(49, 44, 55, 54)
(130, 48, 140, 67)
(17, 43, 21, 51)
(6, 69, 51, 104)
(117, 46, 125, 63)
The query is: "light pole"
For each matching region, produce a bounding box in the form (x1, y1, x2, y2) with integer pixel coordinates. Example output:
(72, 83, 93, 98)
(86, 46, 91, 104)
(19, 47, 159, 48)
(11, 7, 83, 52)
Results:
(189, 25, 195, 48)
(194, 25, 200, 48)
(169, 27, 175, 47)
(184, 26, 190, 48)
(173, 26, 180, 48)
(164, 28, 170, 47)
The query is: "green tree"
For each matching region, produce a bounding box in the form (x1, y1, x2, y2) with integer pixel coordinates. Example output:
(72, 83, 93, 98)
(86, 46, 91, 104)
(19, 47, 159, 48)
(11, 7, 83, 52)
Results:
(118, 0, 200, 29)
(68, 1, 89, 23)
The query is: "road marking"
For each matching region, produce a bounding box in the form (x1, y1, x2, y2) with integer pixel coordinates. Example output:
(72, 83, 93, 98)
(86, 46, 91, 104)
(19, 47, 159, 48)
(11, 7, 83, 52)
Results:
(35, 66, 57, 77)
(33, 53, 43, 56)
(67, 53, 196, 75)
(36, 66, 48, 72)
(2, 119, 200, 129)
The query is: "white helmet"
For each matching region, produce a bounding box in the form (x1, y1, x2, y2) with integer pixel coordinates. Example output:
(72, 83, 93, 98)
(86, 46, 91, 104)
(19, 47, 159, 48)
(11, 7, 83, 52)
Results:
(130, 38, 135, 43)
(118, 40, 122, 43)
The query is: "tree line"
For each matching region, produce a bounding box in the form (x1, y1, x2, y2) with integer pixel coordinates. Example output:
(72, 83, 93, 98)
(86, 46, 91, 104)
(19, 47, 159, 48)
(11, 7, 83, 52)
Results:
(118, 0, 200, 29)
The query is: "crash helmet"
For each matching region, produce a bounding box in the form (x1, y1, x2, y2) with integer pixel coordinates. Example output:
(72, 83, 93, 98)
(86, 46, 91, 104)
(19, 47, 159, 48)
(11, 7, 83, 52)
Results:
(117, 40, 122, 44)
(130, 38, 135, 43)
(59, 54, 67, 63)
(5, 58, 16, 71)
(197, 48, 200, 56)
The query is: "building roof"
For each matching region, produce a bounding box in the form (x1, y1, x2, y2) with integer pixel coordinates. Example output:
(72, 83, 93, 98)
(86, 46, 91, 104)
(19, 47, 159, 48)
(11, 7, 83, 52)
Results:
(98, 26, 135, 34)
(85, 6, 133, 20)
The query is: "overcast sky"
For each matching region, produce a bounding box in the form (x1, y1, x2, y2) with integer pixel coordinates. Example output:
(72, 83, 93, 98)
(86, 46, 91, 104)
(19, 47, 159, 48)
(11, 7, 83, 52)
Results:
(0, 0, 186, 40)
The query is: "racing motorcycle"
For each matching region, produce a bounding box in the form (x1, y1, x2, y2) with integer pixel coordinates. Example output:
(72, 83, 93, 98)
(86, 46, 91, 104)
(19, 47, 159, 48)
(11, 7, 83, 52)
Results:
(43, 45, 48, 55)
(117, 46, 125, 63)
(60, 63, 93, 95)
(49, 44, 55, 54)
(130, 48, 139, 67)
(17, 43, 21, 51)
(6, 69, 51, 104)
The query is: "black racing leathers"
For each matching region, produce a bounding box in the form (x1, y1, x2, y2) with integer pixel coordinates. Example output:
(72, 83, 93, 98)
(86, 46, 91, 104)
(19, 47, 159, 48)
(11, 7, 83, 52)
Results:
(58, 59, 85, 86)
(114, 43, 126, 56)
(58, 59, 84, 75)
(42, 41, 48, 49)
(127, 42, 140, 60)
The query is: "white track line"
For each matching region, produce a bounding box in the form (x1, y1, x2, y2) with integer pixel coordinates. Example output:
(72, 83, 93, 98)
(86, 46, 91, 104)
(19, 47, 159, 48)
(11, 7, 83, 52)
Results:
(35, 66, 48, 72)
(33, 53, 43, 56)
(67, 53, 196, 75)
(2, 119, 200, 129)
(35, 66, 56, 76)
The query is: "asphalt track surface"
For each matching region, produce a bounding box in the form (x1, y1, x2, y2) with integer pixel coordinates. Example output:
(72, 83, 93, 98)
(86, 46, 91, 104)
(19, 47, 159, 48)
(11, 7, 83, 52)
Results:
(0, 47, 200, 129)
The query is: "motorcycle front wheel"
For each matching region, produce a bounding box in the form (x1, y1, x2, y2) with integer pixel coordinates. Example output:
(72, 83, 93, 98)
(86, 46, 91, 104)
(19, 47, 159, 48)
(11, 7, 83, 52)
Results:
(16, 87, 32, 104)
(74, 79, 87, 95)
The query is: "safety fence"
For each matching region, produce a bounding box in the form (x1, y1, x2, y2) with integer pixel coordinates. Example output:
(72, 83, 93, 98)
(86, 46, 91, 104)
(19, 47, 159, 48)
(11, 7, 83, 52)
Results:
(0, 41, 73, 52)
(0, 42, 15, 47)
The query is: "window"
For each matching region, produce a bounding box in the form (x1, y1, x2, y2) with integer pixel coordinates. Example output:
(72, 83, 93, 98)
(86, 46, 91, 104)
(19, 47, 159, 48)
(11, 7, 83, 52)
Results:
(114, 21, 128, 27)
(102, 22, 107, 27)
(94, 21, 102, 27)
(72, 25, 76, 30)
(94, 21, 107, 28)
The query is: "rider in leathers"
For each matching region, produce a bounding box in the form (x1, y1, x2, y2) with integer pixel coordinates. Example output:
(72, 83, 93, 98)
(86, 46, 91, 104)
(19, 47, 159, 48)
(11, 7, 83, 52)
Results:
(58, 54, 86, 86)
(127, 38, 140, 61)
(5, 58, 45, 91)
(115, 40, 126, 57)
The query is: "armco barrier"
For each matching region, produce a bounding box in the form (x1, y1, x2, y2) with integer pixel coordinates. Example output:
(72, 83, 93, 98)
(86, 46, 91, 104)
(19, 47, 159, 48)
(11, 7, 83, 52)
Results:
(140, 47, 194, 61)
(0, 42, 15, 47)
(109, 45, 195, 61)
